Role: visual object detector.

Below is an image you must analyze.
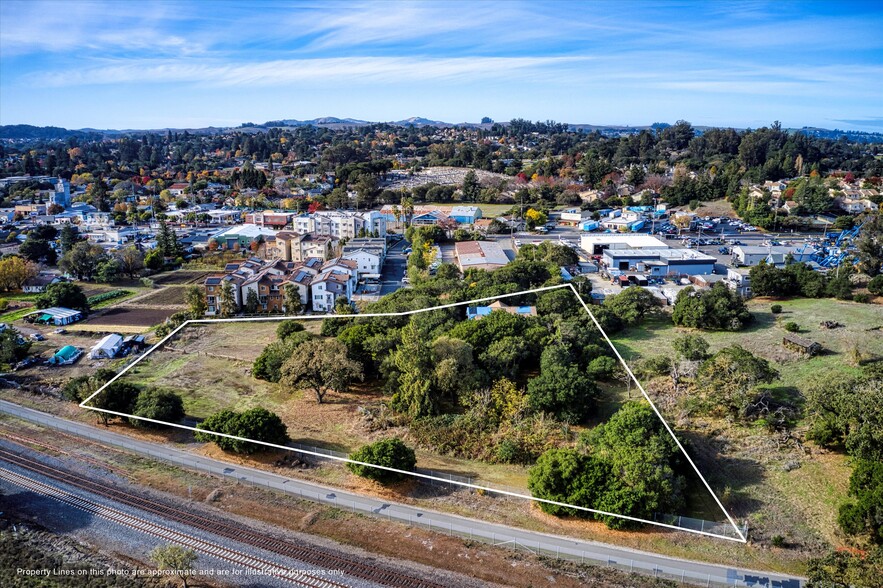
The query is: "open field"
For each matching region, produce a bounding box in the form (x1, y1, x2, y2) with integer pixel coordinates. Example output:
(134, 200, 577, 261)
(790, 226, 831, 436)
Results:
(610, 297, 883, 553)
(611, 297, 883, 391)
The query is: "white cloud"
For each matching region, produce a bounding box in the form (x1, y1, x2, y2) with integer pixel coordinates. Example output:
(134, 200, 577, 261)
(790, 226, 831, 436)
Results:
(27, 55, 593, 87)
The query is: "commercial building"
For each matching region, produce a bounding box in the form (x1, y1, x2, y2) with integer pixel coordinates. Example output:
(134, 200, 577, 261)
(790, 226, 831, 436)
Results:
(454, 240, 510, 271)
(731, 245, 815, 267)
(580, 234, 669, 255)
(601, 247, 716, 276)
(449, 206, 483, 225)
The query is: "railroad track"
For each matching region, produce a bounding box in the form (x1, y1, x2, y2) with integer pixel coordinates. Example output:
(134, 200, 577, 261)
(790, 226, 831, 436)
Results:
(0, 446, 449, 588)
(0, 467, 345, 588)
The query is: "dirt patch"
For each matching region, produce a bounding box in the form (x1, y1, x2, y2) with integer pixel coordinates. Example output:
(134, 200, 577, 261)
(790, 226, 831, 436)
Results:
(81, 306, 177, 328)
(133, 286, 190, 307)
(152, 271, 211, 285)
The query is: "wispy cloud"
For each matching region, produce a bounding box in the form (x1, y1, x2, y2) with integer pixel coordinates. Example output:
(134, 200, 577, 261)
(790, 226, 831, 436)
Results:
(28, 55, 593, 87)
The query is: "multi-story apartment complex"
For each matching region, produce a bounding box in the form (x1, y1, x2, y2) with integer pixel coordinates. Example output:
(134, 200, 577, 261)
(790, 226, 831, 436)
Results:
(270, 231, 340, 262)
(203, 256, 357, 314)
(293, 210, 387, 240)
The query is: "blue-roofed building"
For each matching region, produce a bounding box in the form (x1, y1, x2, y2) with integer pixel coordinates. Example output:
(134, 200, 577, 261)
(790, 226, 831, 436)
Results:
(467, 300, 537, 320)
(450, 206, 482, 225)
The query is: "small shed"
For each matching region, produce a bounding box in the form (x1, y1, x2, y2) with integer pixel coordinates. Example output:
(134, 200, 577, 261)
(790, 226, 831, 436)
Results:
(782, 333, 822, 356)
(89, 334, 124, 359)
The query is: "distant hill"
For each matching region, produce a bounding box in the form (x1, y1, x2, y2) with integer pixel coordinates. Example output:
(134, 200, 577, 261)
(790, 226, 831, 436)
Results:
(3, 119, 882, 143)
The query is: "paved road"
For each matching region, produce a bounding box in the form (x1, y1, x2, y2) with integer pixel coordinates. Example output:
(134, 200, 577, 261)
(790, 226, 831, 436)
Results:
(0, 400, 804, 588)
(379, 238, 408, 295)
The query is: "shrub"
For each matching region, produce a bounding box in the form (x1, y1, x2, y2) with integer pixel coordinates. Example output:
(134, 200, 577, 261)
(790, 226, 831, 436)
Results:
(853, 293, 871, 303)
(348, 438, 416, 484)
(783, 321, 799, 332)
(771, 535, 786, 548)
(771, 304, 783, 314)
(131, 389, 184, 426)
(276, 320, 305, 340)
(194, 408, 289, 454)
(869, 275, 883, 296)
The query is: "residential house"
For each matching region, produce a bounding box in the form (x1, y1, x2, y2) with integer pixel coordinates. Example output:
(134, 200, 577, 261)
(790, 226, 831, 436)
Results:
(466, 300, 537, 320)
(454, 240, 510, 271)
(341, 238, 387, 277)
(310, 258, 358, 312)
(22, 272, 65, 293)
(168, 183, 189, 197)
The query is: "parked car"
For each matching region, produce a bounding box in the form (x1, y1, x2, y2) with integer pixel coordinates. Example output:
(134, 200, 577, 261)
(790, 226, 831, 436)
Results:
(53, 328, 67, 334)
(29, 333, 45, 341)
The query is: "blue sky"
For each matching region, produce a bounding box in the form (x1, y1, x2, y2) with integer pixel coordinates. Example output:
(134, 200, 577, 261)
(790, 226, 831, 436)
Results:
(1, 0, 881, 130)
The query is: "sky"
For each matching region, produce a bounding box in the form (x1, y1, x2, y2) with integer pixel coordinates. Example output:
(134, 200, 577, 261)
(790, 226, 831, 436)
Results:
(1, 0, 882, 131)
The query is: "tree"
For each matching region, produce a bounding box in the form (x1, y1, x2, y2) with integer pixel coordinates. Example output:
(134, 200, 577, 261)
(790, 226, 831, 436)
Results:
(0, 256, 38, 291)
(0, 329, 31, 367)
(348, 438, 417, 484)
(194, 407, 289, 454)
(35, 282, 89, 312)
(156, 220, 183, 258)
(869, 275, 883, 296)
(115, 246, 144, 278)
(527, 346, 598, 423)
(60, 241, 108, 280)
(583, 402, 686, 528)
(131, 389, 185, 426)
(61, 368, 116, 402)
(527, 448, 613, 517)
(253, 331, 310, 382)
(461, 169, 481, 201)
(89, 382, 140, 425)
(18, 237, 57, 265)
(524, 208, 548, 230)
(603, 286, 657, 326)
(390, 321, 436, 417)
(806, 545, 883, 588)
(150, 544, 197, 588)
(671, 284, 753, 331)
(838, 460, 883, 543)
(218, 280, 237, 317)
(672, 334, 710, 361)
(59, 224, 79, 254)
(184, 285, 206, 317)
(855, 213, 883, 276)
(244, 289, 259, 314)
(430, 336, 475, 400)
(280, 338, 363, 403)
(283, 283, 303, 314)
(95, 257, 121, 283)
(144, 248, 164, 270)
(696, 345, 778, 417)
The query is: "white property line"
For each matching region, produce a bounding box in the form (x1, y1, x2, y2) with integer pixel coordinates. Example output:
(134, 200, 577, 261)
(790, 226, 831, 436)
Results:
(79, 283, 746, 542)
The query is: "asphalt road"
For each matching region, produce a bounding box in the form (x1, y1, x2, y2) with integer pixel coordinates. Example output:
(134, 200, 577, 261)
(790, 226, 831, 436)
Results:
(379, 238, 408, 295)
(0, 400, 804, 588)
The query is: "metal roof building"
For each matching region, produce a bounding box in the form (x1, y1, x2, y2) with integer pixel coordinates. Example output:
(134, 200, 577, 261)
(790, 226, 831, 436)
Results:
(454, 241, 510, 271)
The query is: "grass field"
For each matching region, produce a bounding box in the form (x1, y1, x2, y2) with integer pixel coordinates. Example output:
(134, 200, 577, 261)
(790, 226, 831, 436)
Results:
(610, 297, 883, 552)
(611, 297, 883, 392)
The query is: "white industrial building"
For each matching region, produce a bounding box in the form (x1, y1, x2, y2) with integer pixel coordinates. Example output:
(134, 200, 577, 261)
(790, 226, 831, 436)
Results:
(89, 334, 124, 359)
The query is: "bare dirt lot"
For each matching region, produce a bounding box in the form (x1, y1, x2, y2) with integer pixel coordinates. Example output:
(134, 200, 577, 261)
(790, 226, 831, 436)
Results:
(152, 270, 211, 285)
(133, 286, 190, 307)
(78, 306, 177, 330)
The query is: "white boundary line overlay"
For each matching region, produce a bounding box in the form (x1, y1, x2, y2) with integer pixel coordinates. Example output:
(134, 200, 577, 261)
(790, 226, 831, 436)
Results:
(79, 283, 746, 543)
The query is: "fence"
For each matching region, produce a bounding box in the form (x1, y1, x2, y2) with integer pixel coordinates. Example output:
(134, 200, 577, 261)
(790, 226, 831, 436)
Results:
(0, 406, 785, 588)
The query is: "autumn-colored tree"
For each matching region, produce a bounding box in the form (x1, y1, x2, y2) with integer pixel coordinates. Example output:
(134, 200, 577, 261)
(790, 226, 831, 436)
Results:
(0, 256, 38, 291)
